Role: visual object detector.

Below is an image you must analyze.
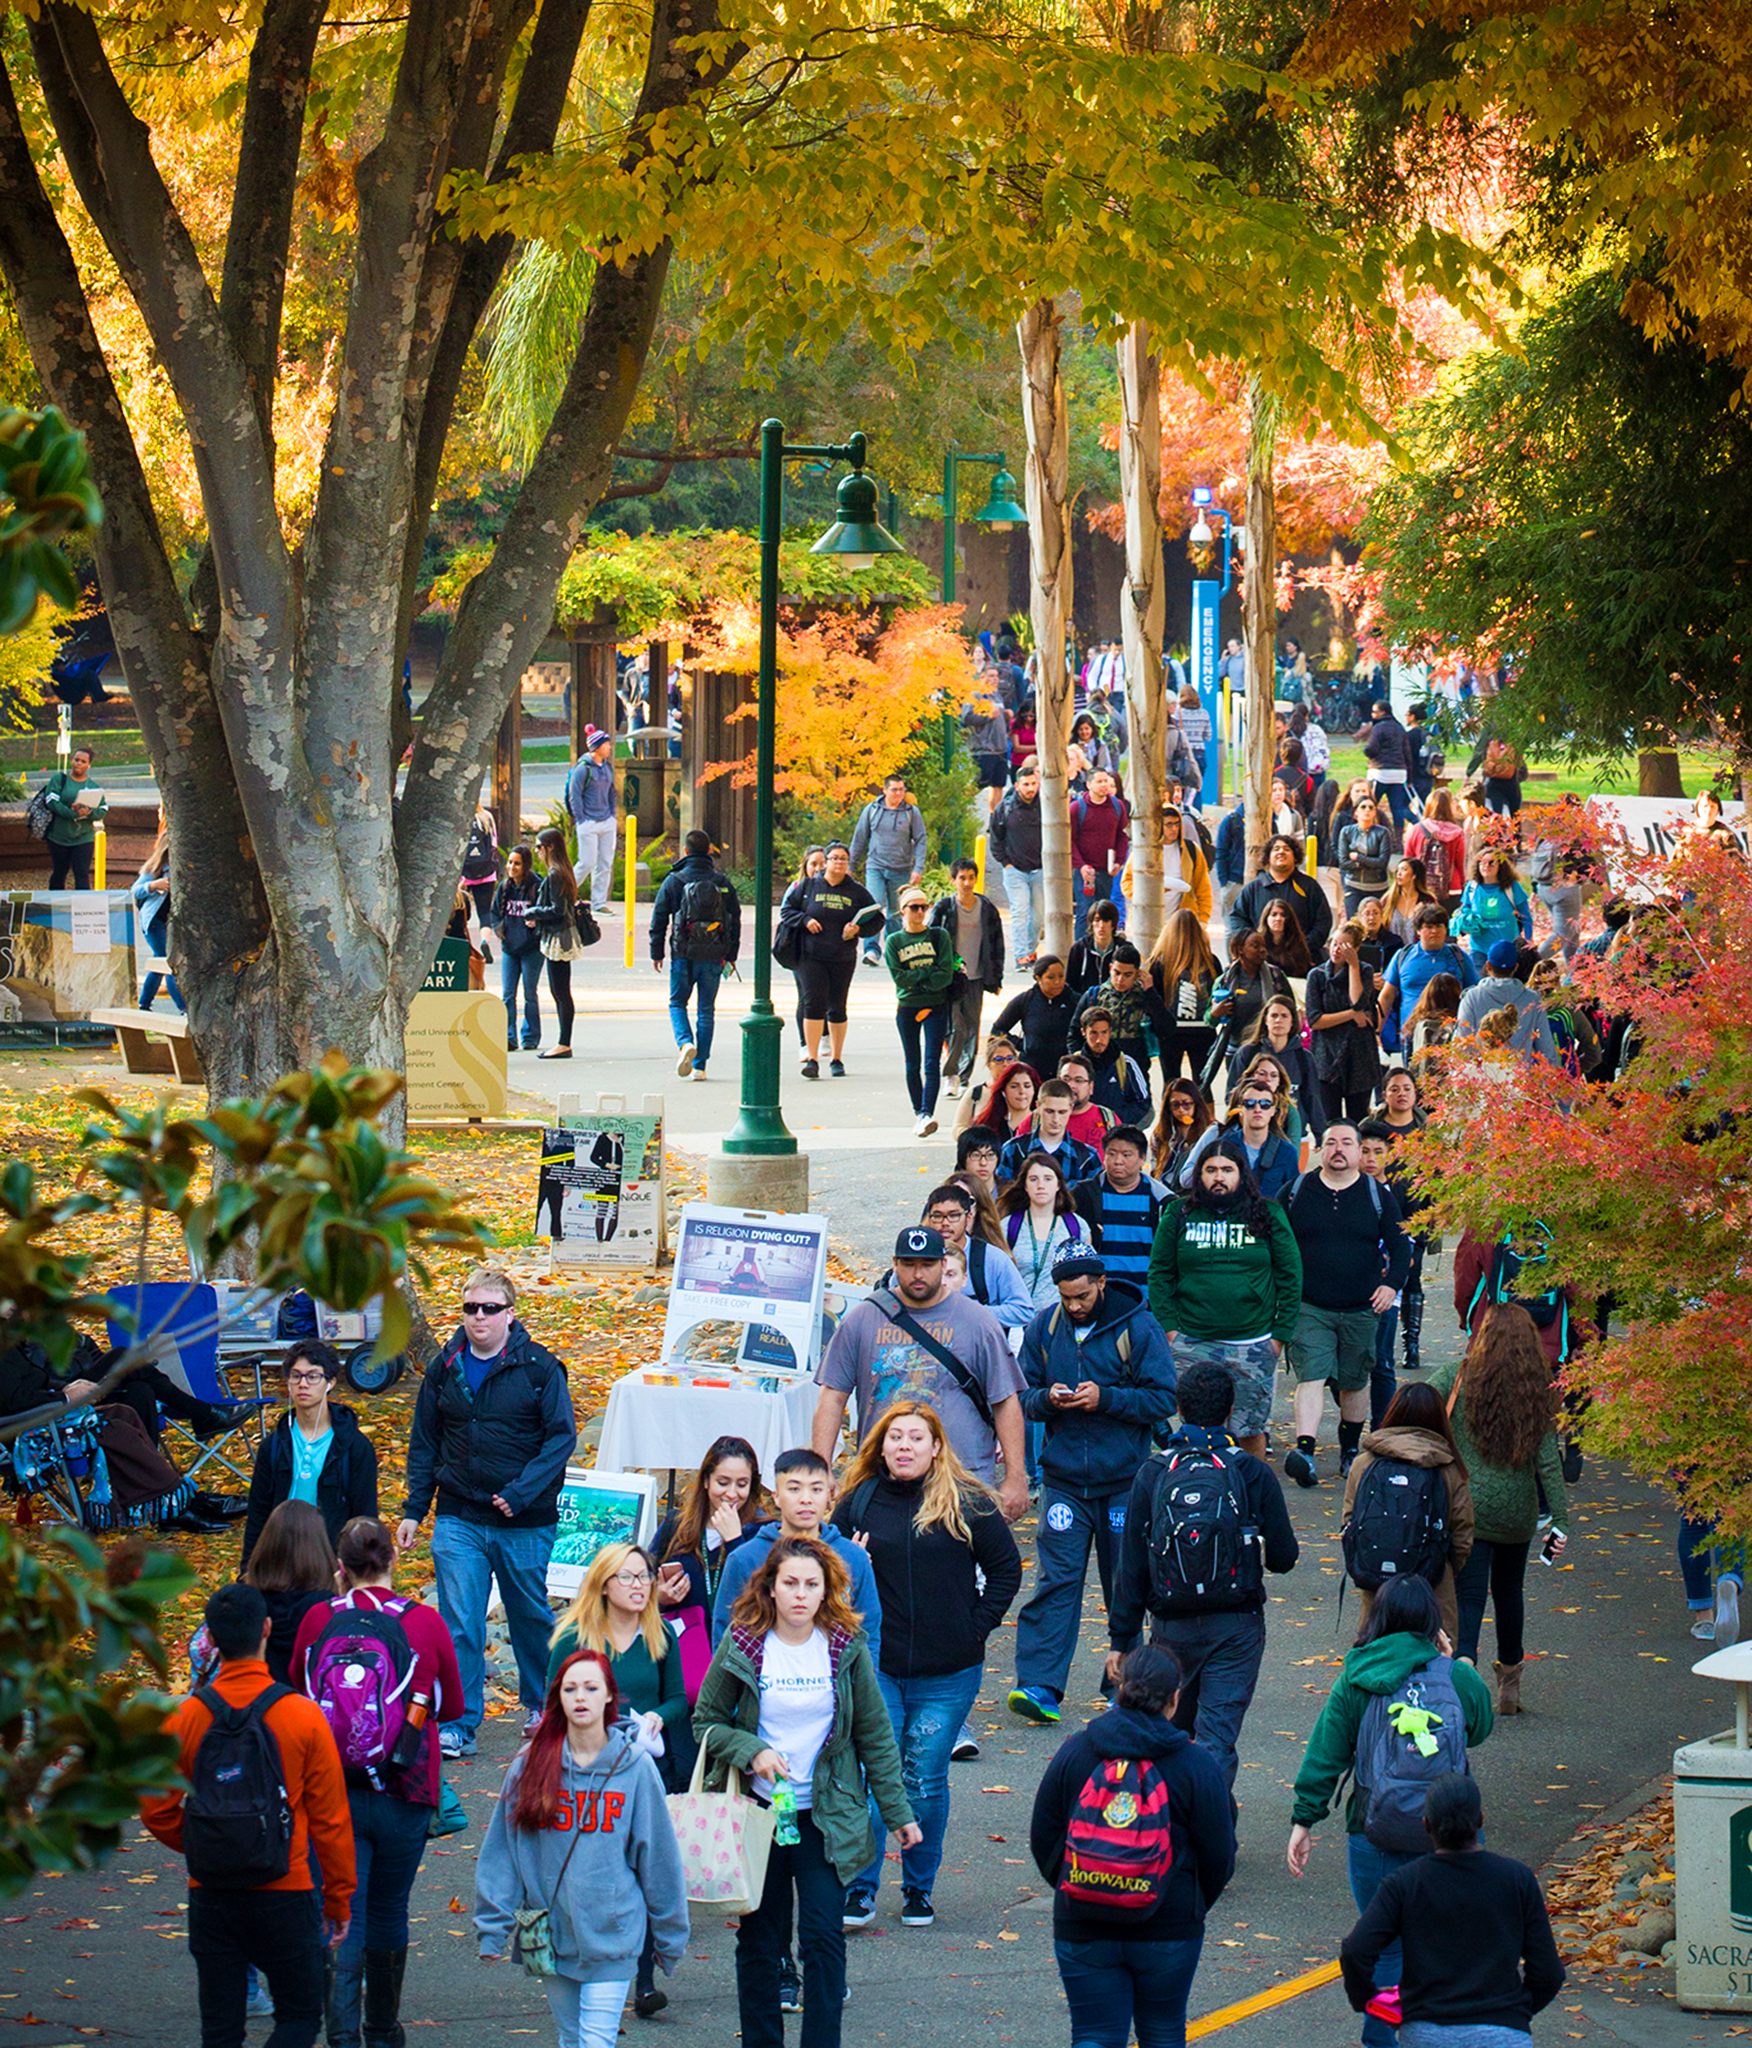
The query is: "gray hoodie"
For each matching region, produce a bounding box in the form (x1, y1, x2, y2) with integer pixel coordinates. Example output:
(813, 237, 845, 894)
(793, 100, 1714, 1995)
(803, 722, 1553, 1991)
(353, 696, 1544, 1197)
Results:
(849, 795, 926, 877)
(475, 1727, 689, 1982)
(1455, 975, 1557, 1064)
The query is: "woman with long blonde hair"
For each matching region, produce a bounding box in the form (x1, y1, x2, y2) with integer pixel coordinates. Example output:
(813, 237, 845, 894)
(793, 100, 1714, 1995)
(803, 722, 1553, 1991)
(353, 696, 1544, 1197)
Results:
(831, 1402, 1023, 1929)
(695, 1536, 917, 2044)
(1145, 906, 1219, 1090)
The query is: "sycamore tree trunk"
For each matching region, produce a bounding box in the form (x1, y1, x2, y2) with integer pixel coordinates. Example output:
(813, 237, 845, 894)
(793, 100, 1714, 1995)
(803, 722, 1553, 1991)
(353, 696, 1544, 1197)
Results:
(1020, 296, 1076, 962)
(1637, 744, 1685, 797)
(1243, 381, 1280, 877)
(0, 0, 731, 1113)
(1116, 320, 1165, 960)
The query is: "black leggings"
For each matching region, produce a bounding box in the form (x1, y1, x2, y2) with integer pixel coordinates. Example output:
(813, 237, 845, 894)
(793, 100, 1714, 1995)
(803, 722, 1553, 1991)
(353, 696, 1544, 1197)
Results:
(1158, 1026, 1218, 1091)
(1455, 1537, 1532, 1665)
(796, 956, 856, 1026)
(49, 841, 93, 889)
(545, 959, 574, 1047)
(1319, 1080, 1374, 1123)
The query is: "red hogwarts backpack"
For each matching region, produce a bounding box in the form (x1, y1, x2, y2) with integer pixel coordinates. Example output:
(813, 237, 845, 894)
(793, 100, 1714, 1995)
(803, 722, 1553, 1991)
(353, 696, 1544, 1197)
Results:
(1058, 1754, 1176, 1917)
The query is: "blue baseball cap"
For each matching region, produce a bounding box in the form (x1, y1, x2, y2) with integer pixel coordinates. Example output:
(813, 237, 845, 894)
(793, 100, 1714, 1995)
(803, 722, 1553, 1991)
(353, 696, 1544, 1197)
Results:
(1486, 939, 1520, 974)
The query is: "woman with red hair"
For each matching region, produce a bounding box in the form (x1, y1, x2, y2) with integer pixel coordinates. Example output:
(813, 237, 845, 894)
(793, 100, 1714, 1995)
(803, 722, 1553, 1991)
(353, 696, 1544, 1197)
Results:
(475, 1649, 689, 2045)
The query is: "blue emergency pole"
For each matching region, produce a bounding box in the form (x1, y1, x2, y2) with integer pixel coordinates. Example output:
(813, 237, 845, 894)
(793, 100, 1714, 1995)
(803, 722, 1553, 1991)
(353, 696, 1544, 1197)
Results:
(1187, 488, 1232, 809)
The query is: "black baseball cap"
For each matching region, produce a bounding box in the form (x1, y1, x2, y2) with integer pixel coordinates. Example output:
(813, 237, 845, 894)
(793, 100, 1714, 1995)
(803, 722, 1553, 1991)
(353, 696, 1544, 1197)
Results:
(894, 1225, 946, 1260)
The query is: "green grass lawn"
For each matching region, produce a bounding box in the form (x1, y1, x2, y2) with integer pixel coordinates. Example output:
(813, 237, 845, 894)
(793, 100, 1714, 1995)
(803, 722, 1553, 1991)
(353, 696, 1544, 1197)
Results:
(1323, 741, 1724, 800)
(0, 726, 150, 773)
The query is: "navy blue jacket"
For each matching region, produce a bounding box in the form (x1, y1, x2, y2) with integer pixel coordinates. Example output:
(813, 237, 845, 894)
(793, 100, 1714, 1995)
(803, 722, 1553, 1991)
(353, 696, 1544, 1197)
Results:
(1214, 805, 1248, 888)
(650, 852, 742, 965)
(1019, 1279, 1177, 1497)
(402, 1321, 577, 1529)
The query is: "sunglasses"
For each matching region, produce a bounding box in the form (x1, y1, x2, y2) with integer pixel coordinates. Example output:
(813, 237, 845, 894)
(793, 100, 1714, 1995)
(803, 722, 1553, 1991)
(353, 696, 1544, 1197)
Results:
(462, 1300, 510, 1316)
(1240, 1096, 1276, 1111)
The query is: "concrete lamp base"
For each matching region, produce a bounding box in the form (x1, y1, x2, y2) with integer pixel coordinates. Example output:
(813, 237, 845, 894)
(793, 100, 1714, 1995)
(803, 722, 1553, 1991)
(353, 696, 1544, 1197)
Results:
(707, 1151, 811, 1213)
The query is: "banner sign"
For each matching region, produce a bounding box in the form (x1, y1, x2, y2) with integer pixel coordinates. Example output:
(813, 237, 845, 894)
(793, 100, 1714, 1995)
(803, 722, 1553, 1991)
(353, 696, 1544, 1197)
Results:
(661, 1203, 829, 1374)
(539, 1107, 664, 1270)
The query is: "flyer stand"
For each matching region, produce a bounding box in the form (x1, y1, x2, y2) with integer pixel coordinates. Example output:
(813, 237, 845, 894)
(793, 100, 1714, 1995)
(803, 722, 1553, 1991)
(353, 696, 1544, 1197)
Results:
(540, 1092, 667, 1271)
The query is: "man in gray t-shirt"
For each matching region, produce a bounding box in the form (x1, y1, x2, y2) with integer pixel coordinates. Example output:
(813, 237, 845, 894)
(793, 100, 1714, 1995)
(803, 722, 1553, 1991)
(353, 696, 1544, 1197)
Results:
(813, 1226, 1027, 1520)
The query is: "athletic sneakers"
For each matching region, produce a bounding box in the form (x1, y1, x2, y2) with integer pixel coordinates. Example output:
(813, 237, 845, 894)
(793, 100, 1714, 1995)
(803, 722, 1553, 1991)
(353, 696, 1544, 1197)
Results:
(842, 1884, 878, 1930)
(439, 1725, 476, 1759)
(944, 1083, 963, 1101)
(914, 1113, 939, 1137)
(801, 1058, 820, 1079)
(950, 1724, 980, 1761)
(829, 1059, 846, 1077)
(1007, 1685, 1061, 1725)
(689, 1067, 708, 1082)
(900, 1887, 935, 1928)
(1339, 1447, 1358, 1482)
(777, 1955, 802, 2012)
(245, 1980, 275, 2020)
(1283, 1445, 1318, 1489)
(676, 1042, 696, 1077)
(1717, 1578, 1741, 1650)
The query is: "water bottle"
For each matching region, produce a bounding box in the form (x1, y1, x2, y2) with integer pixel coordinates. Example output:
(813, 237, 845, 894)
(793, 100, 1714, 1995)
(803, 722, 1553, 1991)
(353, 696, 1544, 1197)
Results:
(771, 1775, 800, 1847)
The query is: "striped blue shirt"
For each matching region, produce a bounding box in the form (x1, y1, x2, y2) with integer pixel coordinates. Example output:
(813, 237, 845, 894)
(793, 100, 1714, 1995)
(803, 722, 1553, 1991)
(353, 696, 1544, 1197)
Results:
(1088, 1183, 1157, 1285)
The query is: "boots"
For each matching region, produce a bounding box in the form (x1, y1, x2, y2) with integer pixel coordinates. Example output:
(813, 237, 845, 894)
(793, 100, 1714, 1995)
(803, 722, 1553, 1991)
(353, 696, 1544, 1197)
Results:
(1494, 1660, 1523, 1715)
(1401, 1285, 1424, 1374)
(633, 1930, 668, 2018)
(326, 1950, 364, 2048)
(362, 1948, 408, 2048)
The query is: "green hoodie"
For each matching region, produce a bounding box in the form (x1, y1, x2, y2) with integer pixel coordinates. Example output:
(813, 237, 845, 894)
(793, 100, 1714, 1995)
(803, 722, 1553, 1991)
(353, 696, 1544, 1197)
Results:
(884, 925, 956, 1007)
(1426, 1357, 1569, 1545)
(1148, 1196, 1304, 1344)
(1291, 1632, 1494, 1832)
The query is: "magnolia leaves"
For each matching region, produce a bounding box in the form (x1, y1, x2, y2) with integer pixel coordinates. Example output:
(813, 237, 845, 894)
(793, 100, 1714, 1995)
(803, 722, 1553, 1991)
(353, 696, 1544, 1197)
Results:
(0, 407, 102, 635)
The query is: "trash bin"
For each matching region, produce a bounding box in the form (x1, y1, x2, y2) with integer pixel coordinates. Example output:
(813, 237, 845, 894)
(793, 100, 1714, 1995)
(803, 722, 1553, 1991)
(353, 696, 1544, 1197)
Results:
(1675, 1642, 1752, 2011)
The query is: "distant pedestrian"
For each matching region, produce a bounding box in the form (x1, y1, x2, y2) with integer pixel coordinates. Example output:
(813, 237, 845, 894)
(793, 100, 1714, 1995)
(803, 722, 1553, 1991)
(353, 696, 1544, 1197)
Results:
(490, 844, 545, 1053)
(989, 764, 1045, 968)
(932, 858, 1005, 1097)
(461, 802, 500, 922)
(850, 772, 926, 964)
(1340, 1775, 1564, 2048)
(650, 829, 740, 1083)
(972, 1057, 1040, 1150)
(133, 820, 183, 1011)
(240, 1340, 379, 1570)
(1341, 1382, 1474, 1645)
(792, 842, 882, 1078)
(1070, 1126, 1171, 1291)
(529, 829, 586, 1060)
(886, 886, 958, 1136)
(44, 744, 106, 890)
(244, 1500, 342, 1686)
(1030, 1644, 1235, 2048)
(992, 954, 1078, 1076)
(1071, 770, 1131, 939)
(566, 728, 618, 913)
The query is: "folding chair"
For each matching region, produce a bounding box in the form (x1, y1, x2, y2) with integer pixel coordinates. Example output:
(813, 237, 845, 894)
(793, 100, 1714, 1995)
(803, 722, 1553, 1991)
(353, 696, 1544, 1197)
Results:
(105, 1283, 273, 1492)
(5, 1410, 104, 1529)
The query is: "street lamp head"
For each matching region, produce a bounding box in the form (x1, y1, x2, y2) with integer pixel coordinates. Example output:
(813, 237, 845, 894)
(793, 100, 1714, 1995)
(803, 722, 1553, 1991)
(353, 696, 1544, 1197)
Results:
(811, 463, 905, 574)
(974, 465, 1027, 532)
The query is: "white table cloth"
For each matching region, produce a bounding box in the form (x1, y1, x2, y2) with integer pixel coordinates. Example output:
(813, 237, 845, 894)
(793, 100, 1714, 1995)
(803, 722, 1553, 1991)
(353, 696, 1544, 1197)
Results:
(594, 1369, 820, 1476)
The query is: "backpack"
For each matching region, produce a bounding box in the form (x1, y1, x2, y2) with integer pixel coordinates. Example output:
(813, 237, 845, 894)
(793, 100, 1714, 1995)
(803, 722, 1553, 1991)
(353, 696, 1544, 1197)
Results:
(303, 1595, 419, 1789)
(1342, 1458, 1449, 1592)
(1415, 827, 1456, 897)
(1468, 1226, 1567, 1337)
(1058, 1753, 1177, 1917)
(1144, 1444, 1263, 1610)
(1531, 839, 1559, 888)
(675, 873, 729, 961)
(462, 817, 498, 884)
(1355, 1655, 1470, 1854)
(25, 786, 54, 841)
(183, 1683, 295, 1888)
(1483, 738, 1520, 780)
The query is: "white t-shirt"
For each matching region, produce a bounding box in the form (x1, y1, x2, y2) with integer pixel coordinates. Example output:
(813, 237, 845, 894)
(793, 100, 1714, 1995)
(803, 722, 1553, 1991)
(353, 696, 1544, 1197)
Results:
(754, 1629, 835, 1809)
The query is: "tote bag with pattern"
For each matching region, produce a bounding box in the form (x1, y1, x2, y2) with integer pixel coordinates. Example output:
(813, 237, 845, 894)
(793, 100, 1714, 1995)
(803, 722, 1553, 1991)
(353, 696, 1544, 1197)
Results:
(666, 1741, 775, 1916)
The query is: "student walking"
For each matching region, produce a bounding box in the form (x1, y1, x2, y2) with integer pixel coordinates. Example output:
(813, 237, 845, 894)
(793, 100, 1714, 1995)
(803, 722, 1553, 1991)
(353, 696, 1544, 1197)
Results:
(1030, 1645, 1235, 2048)
(1341, 1775, 1565, 2048)
(834, 1402, 1023, 1927)
(850, 772, 927, 963)
(396, 1266, 577, 1758)
(649, 829, 740, 1082)
(694, 1537, 919, 2046)
(792, 843, 882, 1077)
(1070, 1127, 1171, 1291)
(529, 829, 587, 1060)
(1109, 1365, 1298, 1789)
(490, 845, 545, 1053)
(652, 1435, 766, 1620)
(566, 727, 619, 914)
(712, 1448, 884, 1651)
(886, 887, 959, 1136)
(241, 1341, 379, 1569)
(999, 1154, 1089, 1311)
(43, 744, 106, 889)
(931, 859, 1006, 1096)
(1340, 1383, 1475, 1655)
(134, 823, 183, 1010)
(991, 956, 1078, 1078)
(475, 1648, 689, 2048)
(245, 1501, 343, 1687)
(1010, 1254, 1177, 1725)
(1287, 1577, 1495, 2048)
(290, 1518, 463, 2048)
(141, 1582, 356, 2048)
(989, 764, 1045, 968)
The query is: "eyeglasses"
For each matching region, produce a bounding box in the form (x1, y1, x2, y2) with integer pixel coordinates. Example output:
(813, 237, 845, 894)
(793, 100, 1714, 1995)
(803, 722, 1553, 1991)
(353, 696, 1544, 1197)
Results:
(285, 1370, 329, 1388)
(611, 1570, 653, 1588)
(925, 1211, 965, 1227)
(1240, 1096, 1276, 1111)
(462, 1300, 510, 1316)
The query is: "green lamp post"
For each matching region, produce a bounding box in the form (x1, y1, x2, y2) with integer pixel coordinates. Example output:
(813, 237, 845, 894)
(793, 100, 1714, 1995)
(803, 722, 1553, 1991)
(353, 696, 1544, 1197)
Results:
(721, 420, 906, 1162)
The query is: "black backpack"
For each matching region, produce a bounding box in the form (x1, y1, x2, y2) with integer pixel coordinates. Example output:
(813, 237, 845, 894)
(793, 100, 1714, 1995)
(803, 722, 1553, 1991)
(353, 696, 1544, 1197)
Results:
(183, 1684, 295, 1889)
(1342, 1457, 1449, 1592)
(675, 874, 728, 961)
(1145, 1445, 1263, 1609)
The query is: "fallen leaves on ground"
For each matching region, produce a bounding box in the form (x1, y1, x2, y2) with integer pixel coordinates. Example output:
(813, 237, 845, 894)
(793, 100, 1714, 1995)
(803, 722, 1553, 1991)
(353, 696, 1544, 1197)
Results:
(1543, 1786, 1675, 1976)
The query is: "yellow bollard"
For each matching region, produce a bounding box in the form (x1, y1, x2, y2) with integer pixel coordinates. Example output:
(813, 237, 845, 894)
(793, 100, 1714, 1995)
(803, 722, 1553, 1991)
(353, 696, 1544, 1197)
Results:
(92, 821, 106, 890)
(623, 815, 636, 968)
(975, 833, 987, 896)
(1304, 829, 1318, 876)
(1221, 681, 1231, 799)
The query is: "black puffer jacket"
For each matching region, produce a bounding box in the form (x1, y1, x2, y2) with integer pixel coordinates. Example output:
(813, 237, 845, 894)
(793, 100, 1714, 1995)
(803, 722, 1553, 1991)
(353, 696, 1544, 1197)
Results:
(833, 1472, 1023, 1680)
(402, 1321, 577, 1529)
(241, 1402, 380, 1569)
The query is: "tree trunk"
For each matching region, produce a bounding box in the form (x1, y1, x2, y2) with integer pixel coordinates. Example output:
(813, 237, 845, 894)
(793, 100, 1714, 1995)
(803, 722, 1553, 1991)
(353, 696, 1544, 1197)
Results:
(1116, 319, 1165, 961)
(1019, 295, 1076, 962)
(1243, 382, 1280, 877)
(1637, 744, 1684, 797)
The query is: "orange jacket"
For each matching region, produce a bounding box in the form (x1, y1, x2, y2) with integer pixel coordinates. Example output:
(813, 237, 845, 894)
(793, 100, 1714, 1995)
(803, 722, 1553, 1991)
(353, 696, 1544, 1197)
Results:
(140, 1658, 356, 1921)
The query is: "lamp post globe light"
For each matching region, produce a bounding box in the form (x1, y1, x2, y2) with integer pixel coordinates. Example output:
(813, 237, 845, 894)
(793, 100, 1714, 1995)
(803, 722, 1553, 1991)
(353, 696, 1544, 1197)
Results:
(707, 419, 906, 1215)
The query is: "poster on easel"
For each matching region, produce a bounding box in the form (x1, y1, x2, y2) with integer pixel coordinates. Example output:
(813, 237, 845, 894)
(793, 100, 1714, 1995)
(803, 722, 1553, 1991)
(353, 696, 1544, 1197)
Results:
(539, 1093, 664, 1270)
(661, 1202, 828, 1375)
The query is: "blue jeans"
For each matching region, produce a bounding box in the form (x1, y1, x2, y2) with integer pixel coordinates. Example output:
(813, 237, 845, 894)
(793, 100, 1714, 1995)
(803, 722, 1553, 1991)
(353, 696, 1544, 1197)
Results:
(1016, 1488, 1123, 1700)
(1348, 1834, 1424, 2048)
(1371, 779, 1411, 837)
(895, 1000, 950, 1117)
(1372, 1306, 1399, 1429)
(1399, 2028, 1531, 2048)
(856, 1664, 984, 1894)
(335, 1788, 430, 1958)
(429, 1515, 557, 1736)
(1073, 868, 1123, 940)
(500, 946, 542, 1049)
(736, 1809, 845, 2048)
(1001, 865, 1044, 963)
(1680, 1516, 1745, 1609)
(1054, 1931, 1204, 2048)
(140, 971, 185, 1011)
(865, 864, 911, 953)
(1153, 1608, 1266, 1790)
(668, 957, 723, 1066)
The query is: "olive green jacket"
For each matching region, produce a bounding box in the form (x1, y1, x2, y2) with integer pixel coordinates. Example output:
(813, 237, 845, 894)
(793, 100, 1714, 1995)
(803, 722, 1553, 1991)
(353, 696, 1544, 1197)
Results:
(692, 1622, 914, 1883)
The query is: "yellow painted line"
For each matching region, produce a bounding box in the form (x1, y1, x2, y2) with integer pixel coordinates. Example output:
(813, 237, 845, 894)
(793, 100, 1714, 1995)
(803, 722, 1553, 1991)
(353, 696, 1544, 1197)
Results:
(1185, 1959, 1343, 2039)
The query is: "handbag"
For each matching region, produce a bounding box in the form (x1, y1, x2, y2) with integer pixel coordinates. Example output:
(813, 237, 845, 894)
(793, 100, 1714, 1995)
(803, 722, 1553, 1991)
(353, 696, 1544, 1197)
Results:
(572, 900, 601, 948)
(510, 1805, 590, 1976)
(772, 917, 801, 972)
(667, 1604, 715, 1706)
(666, 1740, 776, 1917)
(540, 921, 585, 963)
